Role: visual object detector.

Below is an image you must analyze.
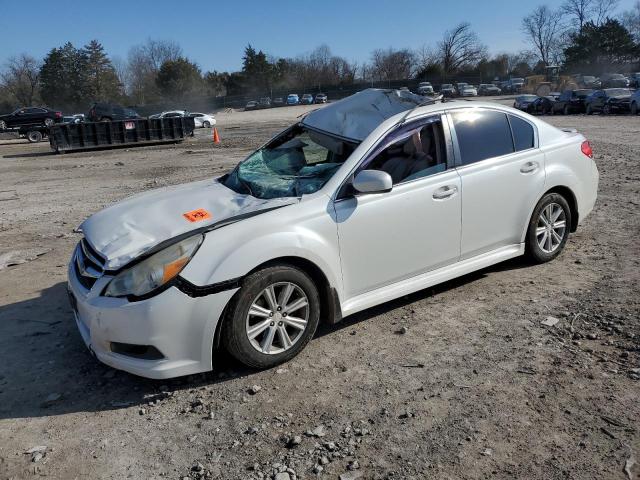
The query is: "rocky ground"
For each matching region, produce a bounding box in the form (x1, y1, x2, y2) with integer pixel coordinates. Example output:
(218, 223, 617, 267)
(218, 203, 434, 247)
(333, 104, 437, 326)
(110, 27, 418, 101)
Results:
(0, 102, 638, 480)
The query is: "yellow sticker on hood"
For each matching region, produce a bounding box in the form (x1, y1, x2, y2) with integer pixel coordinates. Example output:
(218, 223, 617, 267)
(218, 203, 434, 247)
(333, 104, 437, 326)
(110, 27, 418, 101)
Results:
(183, 208, 212, 222)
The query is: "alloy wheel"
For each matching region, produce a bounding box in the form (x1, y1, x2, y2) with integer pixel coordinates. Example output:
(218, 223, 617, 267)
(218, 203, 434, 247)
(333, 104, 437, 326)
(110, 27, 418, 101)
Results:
(536, 203, 567, 253)
(245, 282, 309, 355)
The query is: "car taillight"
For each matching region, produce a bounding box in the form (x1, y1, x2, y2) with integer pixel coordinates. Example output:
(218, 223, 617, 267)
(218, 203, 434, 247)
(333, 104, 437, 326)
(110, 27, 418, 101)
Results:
(581, 140, 593, 158)
(55, 111, 62, 118)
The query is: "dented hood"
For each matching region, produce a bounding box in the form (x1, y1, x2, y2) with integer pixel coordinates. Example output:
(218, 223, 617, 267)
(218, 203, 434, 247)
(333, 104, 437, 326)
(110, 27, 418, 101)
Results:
(80, 179, 296, 270)
(301, 88, 425, 141)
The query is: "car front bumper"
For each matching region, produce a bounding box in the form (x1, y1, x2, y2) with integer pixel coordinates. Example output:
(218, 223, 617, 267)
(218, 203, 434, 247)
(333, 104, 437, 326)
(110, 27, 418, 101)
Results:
(67, 252, 237, 379)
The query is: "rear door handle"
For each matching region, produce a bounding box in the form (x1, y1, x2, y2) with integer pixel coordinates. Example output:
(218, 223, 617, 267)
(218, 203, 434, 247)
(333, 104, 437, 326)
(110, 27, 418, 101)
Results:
(432, 185, 458, 200)
(520, 161, 539, 174)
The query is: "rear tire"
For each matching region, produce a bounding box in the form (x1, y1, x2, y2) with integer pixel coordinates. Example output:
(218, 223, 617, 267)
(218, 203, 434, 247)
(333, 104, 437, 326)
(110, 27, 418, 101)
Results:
(0, 120, 7, 130)
(44, 118, 54, 127)
(603, 104, 611, 115)
(222, 264, 320, 369)
(27, 130, 43, 143)
(586, 104, 592, 115)
(526, 193, 571, 264)
(563, 105, 570, 115)
(203, 121, 211, 128)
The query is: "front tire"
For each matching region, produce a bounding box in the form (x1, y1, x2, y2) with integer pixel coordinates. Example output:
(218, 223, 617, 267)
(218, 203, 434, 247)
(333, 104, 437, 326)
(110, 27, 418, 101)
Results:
(586, 104, 592, 115)
(203, 121, 211, 128)
(0, 120, 7, 130)
(632, 102, 638, 115)
(563, 105, 570, 115)
(603, 104, 611, 115)
(526, 193, 571, 264)
(222, 265, 320, 369)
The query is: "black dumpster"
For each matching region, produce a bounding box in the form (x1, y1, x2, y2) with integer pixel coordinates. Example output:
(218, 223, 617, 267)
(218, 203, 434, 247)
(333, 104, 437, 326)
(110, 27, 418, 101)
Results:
(48, 117, 195, 153)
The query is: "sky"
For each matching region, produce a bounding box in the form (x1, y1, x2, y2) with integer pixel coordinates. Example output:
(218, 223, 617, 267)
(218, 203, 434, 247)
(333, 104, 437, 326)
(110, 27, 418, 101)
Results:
(0, 0, 636, 72)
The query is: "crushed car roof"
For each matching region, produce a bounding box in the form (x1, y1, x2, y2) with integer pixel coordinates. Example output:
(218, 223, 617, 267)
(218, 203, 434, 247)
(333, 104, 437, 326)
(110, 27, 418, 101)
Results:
(301, 88, 426, 142)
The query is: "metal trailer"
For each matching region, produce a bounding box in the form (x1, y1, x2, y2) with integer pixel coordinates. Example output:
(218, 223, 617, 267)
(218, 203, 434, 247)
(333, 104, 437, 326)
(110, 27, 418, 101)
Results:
(0, 124, 50, 143)
(48, 117, 195, 153)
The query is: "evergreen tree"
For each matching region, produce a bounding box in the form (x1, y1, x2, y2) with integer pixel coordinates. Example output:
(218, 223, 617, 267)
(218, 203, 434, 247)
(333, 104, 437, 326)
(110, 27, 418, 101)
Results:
(564, 19, 639, 70)
(81, 40, 122, 102)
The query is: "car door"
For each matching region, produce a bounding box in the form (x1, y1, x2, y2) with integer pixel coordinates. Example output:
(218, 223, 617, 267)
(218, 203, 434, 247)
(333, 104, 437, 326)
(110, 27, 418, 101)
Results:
(448, 108, 545, 260)
(9, 109, 28, 127)
(333, 115, 462, 298)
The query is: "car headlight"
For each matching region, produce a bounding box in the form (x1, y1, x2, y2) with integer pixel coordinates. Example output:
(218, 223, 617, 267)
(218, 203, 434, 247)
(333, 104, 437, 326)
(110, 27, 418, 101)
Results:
(104, 234, 203, 298)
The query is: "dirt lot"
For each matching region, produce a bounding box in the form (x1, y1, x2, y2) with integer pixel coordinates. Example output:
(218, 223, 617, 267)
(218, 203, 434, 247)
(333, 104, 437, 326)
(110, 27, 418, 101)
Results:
(0, 101, 638, 480)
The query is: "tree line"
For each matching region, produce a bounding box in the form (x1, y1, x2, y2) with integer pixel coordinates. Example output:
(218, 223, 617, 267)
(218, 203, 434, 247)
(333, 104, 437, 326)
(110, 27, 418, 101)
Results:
(1, 0, 639, 113)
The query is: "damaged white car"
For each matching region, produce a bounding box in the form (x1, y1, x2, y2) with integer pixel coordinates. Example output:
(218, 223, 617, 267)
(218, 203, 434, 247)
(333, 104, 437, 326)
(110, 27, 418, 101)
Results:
(68, 89, 599, 379)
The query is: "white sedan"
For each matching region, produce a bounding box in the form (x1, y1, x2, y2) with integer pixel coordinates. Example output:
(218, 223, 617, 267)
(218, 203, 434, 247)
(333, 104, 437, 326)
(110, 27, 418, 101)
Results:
(190, 112, 216, 128)
(461, 86, 478, 97)
(68, 89, 598, 379)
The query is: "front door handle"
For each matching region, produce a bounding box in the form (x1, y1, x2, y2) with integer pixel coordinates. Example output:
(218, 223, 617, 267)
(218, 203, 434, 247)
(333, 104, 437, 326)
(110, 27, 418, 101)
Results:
(433, 185, 458, 200)
(520, 161, 539, 174)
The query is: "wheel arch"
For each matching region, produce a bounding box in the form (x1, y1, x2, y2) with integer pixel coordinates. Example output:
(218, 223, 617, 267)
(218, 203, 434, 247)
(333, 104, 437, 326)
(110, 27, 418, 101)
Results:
(246, 256, 342, 326)
(211, 255, 342, 354)
(525, 185, 578, 236)
(544, 185, 579, 232)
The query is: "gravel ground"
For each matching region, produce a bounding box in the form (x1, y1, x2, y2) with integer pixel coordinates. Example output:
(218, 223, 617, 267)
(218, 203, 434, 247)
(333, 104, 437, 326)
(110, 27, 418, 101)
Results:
(0, 101, 638, 480)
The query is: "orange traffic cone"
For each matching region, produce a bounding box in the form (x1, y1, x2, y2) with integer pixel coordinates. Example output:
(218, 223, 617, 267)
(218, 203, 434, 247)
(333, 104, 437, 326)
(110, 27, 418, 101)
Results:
(212, 127, 220, 144)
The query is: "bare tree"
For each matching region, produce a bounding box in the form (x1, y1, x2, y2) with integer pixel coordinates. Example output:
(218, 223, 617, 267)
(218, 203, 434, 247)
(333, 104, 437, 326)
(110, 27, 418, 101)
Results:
(622, 1, 640, 40)
(561, 0, 593, 32)
(1, 54, 40, 106)
(437, 23, 487, 75)
(521, 6, 563, 65)
(370, 48, 416, 82)
(592, 0, 620, 25)
(143, 39, 183, 71)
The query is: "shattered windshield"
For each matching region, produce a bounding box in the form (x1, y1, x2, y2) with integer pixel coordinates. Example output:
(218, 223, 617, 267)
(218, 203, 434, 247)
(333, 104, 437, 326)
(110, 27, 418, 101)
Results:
(223, 124, 358, 199)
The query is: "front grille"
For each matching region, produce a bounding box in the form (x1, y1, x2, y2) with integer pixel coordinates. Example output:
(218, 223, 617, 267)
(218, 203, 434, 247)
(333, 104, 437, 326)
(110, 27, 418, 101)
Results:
(74, 239, 106, 290)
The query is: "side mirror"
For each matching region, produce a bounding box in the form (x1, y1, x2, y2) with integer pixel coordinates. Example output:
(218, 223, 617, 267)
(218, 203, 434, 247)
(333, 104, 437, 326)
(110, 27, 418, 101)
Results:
(352, 170, 393, 194)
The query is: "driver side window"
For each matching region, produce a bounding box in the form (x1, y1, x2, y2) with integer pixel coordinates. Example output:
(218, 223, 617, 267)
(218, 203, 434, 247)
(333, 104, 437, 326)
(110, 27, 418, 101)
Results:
(365, 118, 448, 185)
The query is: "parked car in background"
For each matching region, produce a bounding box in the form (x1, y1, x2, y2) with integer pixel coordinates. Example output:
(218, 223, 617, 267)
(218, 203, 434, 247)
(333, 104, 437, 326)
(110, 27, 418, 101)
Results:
(455, 83, 469, 95)
(150, 110, 187, 119)
(527, 96, 555, 115)
(301, 94, 314, 105)
(259, 97, 272, 109)
(88, 103, 140, 122)
(0, 106, 62, 130)
(552, 89, 593, 114)
(314, 93, 328, 103)
(478, 84, 501, 95)
(440, 84, 456, 97)
(461, 85, 478, 97)
(572, 74, 601, 89)
(627, 72, 640, 89)
(585, 88, 632, 114)
(245, 101, 259, 111)
(189, 113, 216, 128)
(67, 89, 599, 378)
(62, 114, 85, 124)
(599, 73, 629, 88)
(504, 78, 525, 93)
(287, 94, 299, 105)
(418, 85, 434, 95)
(273, 97, 284, 107)
(417, 82, 434, 95)
(630, 89, 640, 114)
(513, 95, 539, 111)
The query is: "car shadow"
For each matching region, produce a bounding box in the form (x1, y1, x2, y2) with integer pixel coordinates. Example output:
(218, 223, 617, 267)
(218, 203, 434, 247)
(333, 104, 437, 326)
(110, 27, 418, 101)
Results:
(0, 255, 530, 420)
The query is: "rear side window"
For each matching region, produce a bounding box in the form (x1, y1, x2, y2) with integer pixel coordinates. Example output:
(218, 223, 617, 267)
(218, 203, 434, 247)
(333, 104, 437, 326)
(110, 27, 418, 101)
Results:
(508, 115, 535, 151)
(451, 109, 514, 165)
